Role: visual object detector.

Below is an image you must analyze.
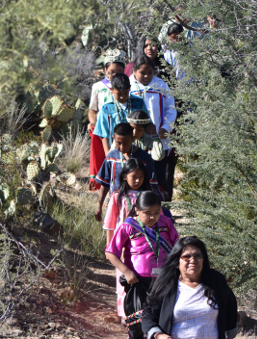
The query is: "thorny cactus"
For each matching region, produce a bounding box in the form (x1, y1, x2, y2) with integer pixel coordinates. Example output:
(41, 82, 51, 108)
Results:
(39, 96, 82, 141)
(0, 134, 78, 217)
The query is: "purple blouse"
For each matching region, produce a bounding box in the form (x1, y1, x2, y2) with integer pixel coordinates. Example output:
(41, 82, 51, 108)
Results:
(105, 215, 179, 277)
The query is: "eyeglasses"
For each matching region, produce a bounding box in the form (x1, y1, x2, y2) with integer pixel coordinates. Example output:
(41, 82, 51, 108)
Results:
(180, 254, 203, 261)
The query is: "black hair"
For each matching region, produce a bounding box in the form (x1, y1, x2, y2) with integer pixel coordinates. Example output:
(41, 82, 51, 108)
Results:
(111, 73, 130, 90)
(167, 23, 184, 35)
(133, 55, 155, 72)
(145, 236, 217, 308)
(127, 110, 150, 129)
(128, 191, 161, 218)
(133, 36, 168, 78)
(118, 158, 151, 206)
(134, 36, 159, 60)
(105, 61, 125, 70)
(113, 123, 133, 138)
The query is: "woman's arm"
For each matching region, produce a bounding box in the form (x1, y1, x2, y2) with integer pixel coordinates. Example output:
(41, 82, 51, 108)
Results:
(105, 252, 139, 284)
(88, 109, 97, 132)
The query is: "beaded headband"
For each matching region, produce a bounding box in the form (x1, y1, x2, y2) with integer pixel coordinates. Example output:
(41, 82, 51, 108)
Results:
(127, 117, 151, 125)
(105, 49, 126, 65)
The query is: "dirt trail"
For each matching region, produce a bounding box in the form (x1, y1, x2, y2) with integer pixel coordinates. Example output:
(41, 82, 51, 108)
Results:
(1, 226, 128, 339)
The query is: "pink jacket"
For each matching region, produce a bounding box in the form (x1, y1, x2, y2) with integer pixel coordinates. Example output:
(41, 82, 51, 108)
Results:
(105, 215, 179, 277)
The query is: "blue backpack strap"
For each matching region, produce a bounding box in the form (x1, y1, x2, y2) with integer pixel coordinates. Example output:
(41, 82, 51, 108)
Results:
(124, 217, 173, 254)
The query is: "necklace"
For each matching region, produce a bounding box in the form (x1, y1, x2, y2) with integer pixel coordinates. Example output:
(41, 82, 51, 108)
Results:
(134, 80, 148, 99)
(114, 98, 131, 123)
(125, 191, 140, 209)
(119, 144, 134, 168)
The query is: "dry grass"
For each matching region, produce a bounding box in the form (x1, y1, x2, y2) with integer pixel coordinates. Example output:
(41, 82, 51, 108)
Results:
(1, 105, 30, 136)
(58, 131, 90, 174)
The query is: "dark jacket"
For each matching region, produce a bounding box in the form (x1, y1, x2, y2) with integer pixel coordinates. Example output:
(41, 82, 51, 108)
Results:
(142, 269, 238, 339)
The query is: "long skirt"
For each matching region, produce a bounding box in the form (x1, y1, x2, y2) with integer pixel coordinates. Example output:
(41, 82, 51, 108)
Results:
(89, 127, 105, 191)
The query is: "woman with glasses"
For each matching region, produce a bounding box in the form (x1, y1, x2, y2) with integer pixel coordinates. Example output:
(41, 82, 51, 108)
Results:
(142, 236, 238, 339)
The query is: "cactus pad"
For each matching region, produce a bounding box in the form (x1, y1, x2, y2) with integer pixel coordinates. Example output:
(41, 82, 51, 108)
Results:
(57, 105, 75, 122)
(4, 200, 16, 217)
(42, 99, 53, 119)
(57, 172, 76, 186)
(16, 187, 32, 205)
(50, 95, 63, 116)
(27, 161, 40, 181)
(46, 163, 58, 173)
(18, 144, 31, 162)
(0, 183, 10, 203)
(39, 118, 48, 128)
(42, 126, 52, 142)
(75, 97, 82, 110)
(40, 143, 47, 169)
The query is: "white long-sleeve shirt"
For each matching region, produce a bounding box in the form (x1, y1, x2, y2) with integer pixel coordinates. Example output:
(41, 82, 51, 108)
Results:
(129, 75, 177, 150)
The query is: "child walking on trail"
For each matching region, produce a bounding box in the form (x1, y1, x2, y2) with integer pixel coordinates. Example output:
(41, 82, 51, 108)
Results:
(88, 49, 126, 191)
(103, 158, 151, 321)
(93, 73, 149, 156)
(94, 123, 158, 222)
(105, 191, 179, 339)
(129, 55, 177, 202)
(110, 110, 165, 162)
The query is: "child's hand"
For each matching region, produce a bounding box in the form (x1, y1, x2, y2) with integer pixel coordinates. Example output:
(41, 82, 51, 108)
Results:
(124, 269, 139, 284)
(158, 128, 168, 139)
(95, 206, 102, 222)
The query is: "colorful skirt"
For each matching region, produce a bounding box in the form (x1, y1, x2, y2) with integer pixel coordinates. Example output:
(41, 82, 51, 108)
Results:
(89, 127, 105, 191)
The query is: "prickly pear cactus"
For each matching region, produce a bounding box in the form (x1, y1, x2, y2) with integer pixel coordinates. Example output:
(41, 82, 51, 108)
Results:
(4, 200, 16, 217)
(42, 99, 53, 119)
(0, 183, 10, 203)
(39, 118, 48, 128)
(50, 96, 63, 116)
(56, 105, 75, 122)
(46, 163, 58, 174)
(17, 144, 31, 162)
(27, 161, 40, 181)
(16, 187, 33, 205)
(40, 143, 47, 169)
(42, 126, 52, 142)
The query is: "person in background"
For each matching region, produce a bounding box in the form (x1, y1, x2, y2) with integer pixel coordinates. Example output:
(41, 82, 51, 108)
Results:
(106, 191, 179, 339)
(94, 123, 158, 222)
(125, 37, 169, 80)
(88, 49, 126, 191)
(130, 55, 177, 202)
(93, 73, 149, 156)
(163, 23, 185, 81)
(142, 236, 238, 339)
